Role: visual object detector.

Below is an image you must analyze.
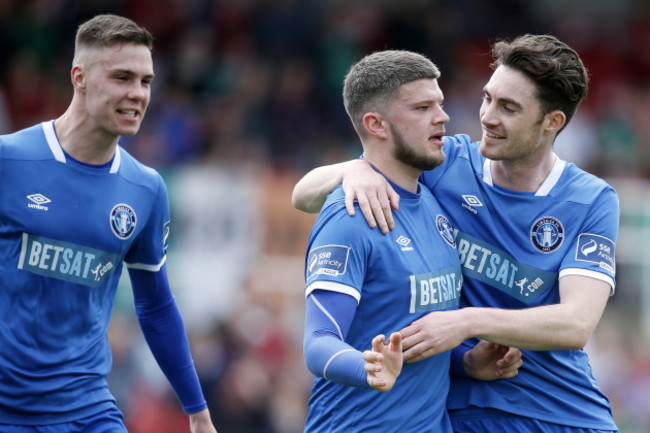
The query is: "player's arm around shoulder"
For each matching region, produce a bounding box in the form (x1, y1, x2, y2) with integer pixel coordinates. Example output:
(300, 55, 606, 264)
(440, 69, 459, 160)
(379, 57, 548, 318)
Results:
(294, 159, 401, 234)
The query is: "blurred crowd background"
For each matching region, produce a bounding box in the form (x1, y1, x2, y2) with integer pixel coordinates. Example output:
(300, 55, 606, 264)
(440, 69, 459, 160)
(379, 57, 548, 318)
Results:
(2, 0, 650, 431)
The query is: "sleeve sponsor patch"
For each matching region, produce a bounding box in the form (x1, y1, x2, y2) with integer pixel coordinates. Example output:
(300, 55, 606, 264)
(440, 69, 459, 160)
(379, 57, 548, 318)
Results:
(306, 245, 350, 279)
(575, 233, 615, 273)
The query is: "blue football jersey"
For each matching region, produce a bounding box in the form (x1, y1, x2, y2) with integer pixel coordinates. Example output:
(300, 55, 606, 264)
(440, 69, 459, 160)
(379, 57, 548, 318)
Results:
(420, 134, 618, 429)
(0, 121, 170, 424)
(304, 181, 462, 432)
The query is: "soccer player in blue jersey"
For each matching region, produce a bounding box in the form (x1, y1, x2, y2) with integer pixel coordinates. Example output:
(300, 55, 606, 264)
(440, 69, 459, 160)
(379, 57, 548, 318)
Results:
(302, 50, 522, 432)
(0, 14, 217, 433)
(293, 35, 619, 432)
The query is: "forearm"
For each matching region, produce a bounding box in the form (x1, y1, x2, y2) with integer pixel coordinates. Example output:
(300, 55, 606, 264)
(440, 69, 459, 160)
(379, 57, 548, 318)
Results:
(462, 304, 597, 350)
(129, 267, 207, 413)
(303, 291, 370, 388)
(304, 333, 370, 388)
(292, 161, 355, 213)
(463, 276, 610, 350)
(138, 300, 207, 413)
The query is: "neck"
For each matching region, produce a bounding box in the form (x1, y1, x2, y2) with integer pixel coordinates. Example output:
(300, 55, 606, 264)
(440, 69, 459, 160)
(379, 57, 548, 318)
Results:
(490, 149, 557, 192)
(54, 103, 119, 165)
(362, 150, 421, 193)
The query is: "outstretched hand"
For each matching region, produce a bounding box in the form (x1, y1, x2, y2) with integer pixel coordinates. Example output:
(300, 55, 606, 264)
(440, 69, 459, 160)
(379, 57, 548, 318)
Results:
(362, 333, 403, 392)
(342, 160, 400, 234)
(463, 340, 523, 381)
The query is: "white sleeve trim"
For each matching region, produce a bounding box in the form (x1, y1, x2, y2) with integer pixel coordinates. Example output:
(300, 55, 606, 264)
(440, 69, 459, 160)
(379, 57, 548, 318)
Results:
(323, 349, 358, 381)
(126, 255, 167, 272)
(305, 280, 361, 303)
(559, 267, 616, 295)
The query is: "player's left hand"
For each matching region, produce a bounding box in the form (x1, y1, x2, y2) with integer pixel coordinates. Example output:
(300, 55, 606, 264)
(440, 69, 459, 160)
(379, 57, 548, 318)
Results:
(363, 332, 403, 392)
(464, 340, 523, 381)
(189, 408, 218, 433)
(400, 310, 467, 362)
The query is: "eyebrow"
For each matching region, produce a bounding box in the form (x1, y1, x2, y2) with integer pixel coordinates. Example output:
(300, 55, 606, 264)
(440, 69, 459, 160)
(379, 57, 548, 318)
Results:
(112, 69, 155, 80)
(483, 87, 522, 109)
(409, 96, 444, 106)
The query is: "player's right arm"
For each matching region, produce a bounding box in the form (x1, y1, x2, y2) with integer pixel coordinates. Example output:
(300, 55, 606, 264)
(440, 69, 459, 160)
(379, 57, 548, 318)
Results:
(292, 159, 399, 234)
(304, 290, 402, 392)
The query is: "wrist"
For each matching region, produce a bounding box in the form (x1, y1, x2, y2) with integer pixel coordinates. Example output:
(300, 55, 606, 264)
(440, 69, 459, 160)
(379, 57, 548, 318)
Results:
(458, 307, 477, 341)
(189, 408, 212, 427)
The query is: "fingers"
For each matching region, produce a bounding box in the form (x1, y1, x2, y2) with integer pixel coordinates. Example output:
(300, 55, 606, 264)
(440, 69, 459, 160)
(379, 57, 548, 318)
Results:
(343, 186, 397, 235)
(344, 190, 357, 217)
(366, 375, 388, 390)
(496, 347, 522, 369)
(496, 357, 523, 378)
(399, 324, 417, 341)
(372, 334, 386, 350)
(364, 335, 388, 390)
(387, 184, 400, 211)
(387, 332, 402, 352)
(503, 346, 522, 360)
(369, 197, 391, 234)
(491, 346, 523, 378)
(402, 342, 428, 363)
(495, 354, 523, 378)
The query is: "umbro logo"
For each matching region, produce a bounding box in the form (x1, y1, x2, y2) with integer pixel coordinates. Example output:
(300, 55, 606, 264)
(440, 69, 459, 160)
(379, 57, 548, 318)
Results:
(462, 195, 483, 207)
(396, 235, 413, 252)
(461, 194, 482, 215)
(27, 193, 51, 211)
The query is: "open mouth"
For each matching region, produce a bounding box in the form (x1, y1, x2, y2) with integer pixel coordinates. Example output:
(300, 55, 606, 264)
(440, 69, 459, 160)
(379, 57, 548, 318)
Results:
(117, 109, 139, 119)
(430, 131, 445, 143)
(484, 130, 505, 139)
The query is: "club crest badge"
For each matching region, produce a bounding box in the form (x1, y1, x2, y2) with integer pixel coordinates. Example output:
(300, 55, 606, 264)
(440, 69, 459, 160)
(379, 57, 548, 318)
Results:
(110, 203, 137, 239)
(530, 216, 564, 253)
(436, 214, 456, 248)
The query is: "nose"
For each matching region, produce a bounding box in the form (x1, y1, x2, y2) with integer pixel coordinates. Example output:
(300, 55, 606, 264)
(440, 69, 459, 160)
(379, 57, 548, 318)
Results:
(128, 83, 148, 101)
(434, 106, 450, 125)
(480, 99, 496, 126)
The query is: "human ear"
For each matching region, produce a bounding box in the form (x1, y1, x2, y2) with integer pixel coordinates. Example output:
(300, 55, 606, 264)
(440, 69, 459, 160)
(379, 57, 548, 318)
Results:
(362, 112, 388, 139)
(545, 110, 566, 135)
(71, 65, 86, 91)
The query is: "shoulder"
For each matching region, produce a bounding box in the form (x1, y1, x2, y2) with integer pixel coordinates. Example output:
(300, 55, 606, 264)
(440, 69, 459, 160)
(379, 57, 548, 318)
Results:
(313, 186, 381, 239)
(420, 134, 482, 187)
(557, 162, 618, 205)
(442, 134, 484, 167)
(117, 146, 166, 193)
(443, 134, 480, 153)
(0, 123, 50, 160)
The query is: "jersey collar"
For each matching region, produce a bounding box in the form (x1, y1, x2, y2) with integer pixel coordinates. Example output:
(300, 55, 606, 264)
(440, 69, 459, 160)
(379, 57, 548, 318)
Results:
(42, 121, 122, 173)
(482, 155, 566, 196)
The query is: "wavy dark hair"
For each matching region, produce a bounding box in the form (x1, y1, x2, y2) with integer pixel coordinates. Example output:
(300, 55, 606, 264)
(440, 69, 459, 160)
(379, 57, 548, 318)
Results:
(491, 34, 588, 131)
